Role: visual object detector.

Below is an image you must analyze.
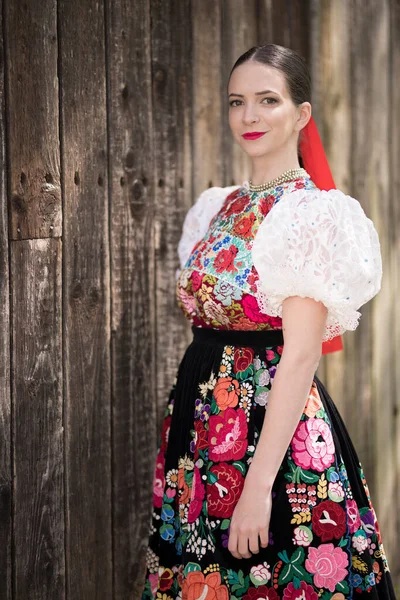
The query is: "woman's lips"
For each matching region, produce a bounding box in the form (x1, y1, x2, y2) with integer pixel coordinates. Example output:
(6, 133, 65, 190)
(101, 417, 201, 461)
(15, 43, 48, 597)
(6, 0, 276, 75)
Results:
(242, 132, 266, 140)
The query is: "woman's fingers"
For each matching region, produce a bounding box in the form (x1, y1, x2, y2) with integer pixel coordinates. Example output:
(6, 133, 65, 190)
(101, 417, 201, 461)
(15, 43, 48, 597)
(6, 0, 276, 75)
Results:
(248, 531, 260, 554)
(259, 526, 269, 548)
(238, 532, 252, 559)
(228, 523, 270, 558)
(228, 528, 242, 560)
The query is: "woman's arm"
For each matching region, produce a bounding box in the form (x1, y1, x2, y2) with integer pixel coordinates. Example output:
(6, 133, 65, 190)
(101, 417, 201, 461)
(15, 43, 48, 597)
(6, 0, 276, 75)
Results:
(228, 295, 328, 559)
(249, 295, 328, 486)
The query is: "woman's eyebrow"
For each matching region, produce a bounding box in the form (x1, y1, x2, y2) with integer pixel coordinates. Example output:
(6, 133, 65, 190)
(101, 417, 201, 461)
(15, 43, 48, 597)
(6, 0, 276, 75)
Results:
(228, 90, 278, 97)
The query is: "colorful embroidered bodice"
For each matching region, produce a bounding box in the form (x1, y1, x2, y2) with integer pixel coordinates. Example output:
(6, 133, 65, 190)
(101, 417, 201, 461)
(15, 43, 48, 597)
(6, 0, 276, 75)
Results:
(175, 176, 318, 331)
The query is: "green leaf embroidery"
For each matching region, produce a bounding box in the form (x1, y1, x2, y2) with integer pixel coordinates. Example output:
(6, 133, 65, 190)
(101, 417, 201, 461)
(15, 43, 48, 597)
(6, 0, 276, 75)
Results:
(220, 519, 231, 531)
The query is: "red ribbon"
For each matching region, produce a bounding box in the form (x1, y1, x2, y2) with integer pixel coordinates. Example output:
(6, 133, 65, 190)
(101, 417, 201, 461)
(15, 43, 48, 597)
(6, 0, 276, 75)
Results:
(299, 116, 343, 355)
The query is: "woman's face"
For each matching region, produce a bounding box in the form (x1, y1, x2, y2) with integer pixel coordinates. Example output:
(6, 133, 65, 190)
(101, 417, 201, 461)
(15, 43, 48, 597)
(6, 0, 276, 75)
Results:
(227, 61, 310, 158)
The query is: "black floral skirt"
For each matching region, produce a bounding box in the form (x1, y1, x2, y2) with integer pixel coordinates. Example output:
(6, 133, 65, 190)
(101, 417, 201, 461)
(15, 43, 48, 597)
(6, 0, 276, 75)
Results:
(141, 326, 396, 600)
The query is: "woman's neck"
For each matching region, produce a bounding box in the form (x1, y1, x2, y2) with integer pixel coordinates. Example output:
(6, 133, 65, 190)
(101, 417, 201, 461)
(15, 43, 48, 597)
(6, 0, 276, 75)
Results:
(249, 151, 301, 186)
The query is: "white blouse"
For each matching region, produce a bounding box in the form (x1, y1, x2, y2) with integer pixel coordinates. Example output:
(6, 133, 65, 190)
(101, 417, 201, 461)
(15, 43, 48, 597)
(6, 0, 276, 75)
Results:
(176, 184, 382, 342)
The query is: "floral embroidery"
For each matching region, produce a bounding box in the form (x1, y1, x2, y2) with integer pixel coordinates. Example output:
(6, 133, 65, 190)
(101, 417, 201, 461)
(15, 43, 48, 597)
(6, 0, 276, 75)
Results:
(142, 178, 393, 600)
(176, 178, 317, 331)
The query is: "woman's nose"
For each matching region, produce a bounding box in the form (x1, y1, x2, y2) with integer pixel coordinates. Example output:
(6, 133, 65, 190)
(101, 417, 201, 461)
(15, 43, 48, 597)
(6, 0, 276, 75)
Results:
(242, 105, 260, 125)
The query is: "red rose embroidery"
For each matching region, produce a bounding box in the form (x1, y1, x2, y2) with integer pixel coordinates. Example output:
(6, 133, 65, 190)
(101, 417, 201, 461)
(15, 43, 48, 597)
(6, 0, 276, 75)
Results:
(207, 462, 244, 518)
(209, 407, 248, 462)
(213, 245, 238, 274)
(244, 587, 280, 600)
(191, 271, 203, 292)
(295, 180, 306, 189)
(225, 195, 249, 217)
(234, 347, 254, 372)
(312, 499, 347, 542)
(159, 568, 174, 591)
(247, 268, 259, 293)
(283, 581, 317, 600)
(259, 194, 276, 217)
(193, 419, 208, 460)
(232, 212, 256, 239)
(242, 293, 282, 326)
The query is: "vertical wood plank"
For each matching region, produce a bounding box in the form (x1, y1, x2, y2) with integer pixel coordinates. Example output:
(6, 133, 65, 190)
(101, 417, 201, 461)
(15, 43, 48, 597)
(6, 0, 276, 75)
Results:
(58, 0, 112, 596)
(350, 0, 395, 557)
(4, 0, 64, 596)
(105, 0, 158, 596)
(310, 0, 370, 466)
(257, 0, 311, 60)
(5, 0, 61, 240)
(151, 0, 194, 418)
(192, 0, 223, 195)
(11, 239, 64, 599)
(389, 0, 400, 585)
(0, 0, 11, 596)
(221, 0, 258, 185)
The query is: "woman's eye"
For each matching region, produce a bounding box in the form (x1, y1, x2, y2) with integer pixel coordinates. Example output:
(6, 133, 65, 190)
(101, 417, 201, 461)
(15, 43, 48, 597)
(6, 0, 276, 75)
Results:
(229, 98, 277, 107)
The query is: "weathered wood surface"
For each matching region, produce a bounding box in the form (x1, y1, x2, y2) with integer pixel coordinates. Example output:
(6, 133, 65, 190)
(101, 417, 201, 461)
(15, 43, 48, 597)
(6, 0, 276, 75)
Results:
(11, 240, 64, 599)
(59, 0, 112, 596)
(0, 0, 398, 598)
(6, 0, 61, 240)
(105, 0, 157, 596)
(390, 1, 400, 584)
(151, 0, 194, 413)
(5, 0, 63, 598)
(0, 1, 11, 598)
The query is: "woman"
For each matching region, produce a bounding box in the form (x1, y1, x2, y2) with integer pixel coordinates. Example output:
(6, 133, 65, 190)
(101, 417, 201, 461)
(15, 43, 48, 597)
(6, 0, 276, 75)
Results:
(141, 44, 396, 600)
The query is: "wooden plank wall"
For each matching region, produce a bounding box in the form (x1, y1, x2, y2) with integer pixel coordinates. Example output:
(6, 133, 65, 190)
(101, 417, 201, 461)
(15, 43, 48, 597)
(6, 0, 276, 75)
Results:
(0, 0, 398, 598)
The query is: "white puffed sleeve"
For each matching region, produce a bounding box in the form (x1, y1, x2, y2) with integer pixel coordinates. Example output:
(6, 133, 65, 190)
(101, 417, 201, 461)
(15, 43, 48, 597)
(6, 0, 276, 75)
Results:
(252, 188, 382, 341)
(175, 185, 239, 279)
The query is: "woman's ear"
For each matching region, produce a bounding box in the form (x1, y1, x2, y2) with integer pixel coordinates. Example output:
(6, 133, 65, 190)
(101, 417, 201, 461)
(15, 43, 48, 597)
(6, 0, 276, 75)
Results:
(296, 102, 312, 133)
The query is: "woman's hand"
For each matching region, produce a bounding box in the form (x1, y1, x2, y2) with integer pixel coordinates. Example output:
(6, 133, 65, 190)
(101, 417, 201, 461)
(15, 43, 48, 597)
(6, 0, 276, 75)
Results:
(228, 471, 273, 559)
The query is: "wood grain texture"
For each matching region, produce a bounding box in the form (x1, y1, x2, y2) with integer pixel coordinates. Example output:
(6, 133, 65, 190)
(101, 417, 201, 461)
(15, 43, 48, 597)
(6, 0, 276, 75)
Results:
(192, 0, 223, 194)
(350, 0, 394, 552)
(389, 0, 400, 584)
(221, 0, 257, 185)
(257, 0, 311, 58)
(311, 0, 366, 469)
(151, 0, 194, 420)
(11, 239, 64, 599)
(5, 0, 61, 240)
(105, 0, 158, 596)
(0, 0, 11, 596)
(58, 0, 112, 596)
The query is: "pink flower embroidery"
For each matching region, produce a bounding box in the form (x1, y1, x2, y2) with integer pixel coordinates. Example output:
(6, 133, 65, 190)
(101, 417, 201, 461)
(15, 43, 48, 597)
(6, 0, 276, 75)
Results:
(177, 287, 197, 315)
(305, 543, 349, 592)
(346, 499, 362, 533)
(209, 408, 248, 462)
(152, 448, 165, 509)
(187, 466, 205, 523)
(250, 562, 272, 584)
(293, 525, 313, 547)
(291, 419, 335, 472)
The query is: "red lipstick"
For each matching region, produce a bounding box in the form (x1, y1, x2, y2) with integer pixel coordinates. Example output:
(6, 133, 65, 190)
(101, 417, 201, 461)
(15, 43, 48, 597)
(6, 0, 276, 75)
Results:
(242, 131, 266, 140)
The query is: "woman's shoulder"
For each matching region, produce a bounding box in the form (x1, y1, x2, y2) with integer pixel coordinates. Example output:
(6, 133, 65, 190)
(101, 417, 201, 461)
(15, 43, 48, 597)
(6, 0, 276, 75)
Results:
(251, 184, 382, 340)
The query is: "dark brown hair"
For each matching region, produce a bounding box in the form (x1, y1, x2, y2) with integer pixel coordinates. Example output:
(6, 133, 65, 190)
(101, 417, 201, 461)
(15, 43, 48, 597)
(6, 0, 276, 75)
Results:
(228, 44, 311, 160)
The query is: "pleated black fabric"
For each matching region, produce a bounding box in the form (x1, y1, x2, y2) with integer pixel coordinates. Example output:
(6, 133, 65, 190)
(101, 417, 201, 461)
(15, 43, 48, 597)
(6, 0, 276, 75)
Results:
(142, 326, 397, 600)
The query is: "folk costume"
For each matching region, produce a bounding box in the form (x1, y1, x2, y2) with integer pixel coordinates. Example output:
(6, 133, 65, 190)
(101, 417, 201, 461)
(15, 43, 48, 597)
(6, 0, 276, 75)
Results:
(141, 117, 396, 600)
